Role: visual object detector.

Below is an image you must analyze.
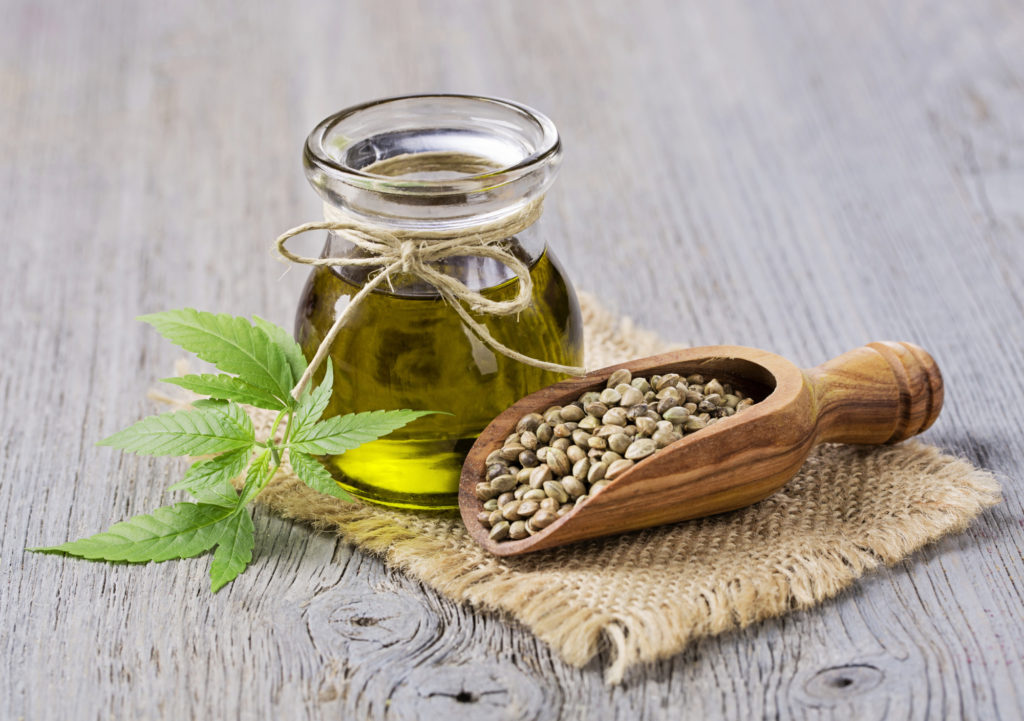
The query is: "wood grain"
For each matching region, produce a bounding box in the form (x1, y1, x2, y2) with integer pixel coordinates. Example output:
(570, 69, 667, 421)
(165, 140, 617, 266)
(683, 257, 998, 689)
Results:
(2, 0, 1022, 719)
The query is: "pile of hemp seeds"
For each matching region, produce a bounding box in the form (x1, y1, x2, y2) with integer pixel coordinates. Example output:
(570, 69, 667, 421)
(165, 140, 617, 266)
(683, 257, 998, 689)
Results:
(475, 369, 755, 541)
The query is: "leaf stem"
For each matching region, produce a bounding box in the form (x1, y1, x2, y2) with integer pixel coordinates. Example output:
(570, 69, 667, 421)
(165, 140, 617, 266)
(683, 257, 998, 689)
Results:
(268, 409, 287, 443)
(257, 453, 284, 507)
(268, 442, 281, 468)
(265, 408, 289, 470)
(282, 411, 295, 446)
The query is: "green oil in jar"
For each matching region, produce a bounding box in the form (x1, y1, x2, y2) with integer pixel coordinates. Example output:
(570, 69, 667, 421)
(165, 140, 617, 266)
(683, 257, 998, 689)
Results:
(295, 246, 583, 509)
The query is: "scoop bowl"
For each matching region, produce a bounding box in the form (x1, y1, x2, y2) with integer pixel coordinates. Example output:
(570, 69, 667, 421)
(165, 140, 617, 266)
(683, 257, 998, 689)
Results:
(459, 342, 943, 556)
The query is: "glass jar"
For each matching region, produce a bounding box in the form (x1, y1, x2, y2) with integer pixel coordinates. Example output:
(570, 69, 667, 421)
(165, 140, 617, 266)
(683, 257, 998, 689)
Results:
(294, 95, 584, 510)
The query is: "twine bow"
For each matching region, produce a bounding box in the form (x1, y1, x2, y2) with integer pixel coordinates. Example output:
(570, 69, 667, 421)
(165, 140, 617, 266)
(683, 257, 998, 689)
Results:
(276, 198, 586, 399)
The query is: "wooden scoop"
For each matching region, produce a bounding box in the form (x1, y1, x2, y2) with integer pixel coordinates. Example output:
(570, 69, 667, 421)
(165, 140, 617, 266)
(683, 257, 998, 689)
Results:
(459, 342, 943, 556)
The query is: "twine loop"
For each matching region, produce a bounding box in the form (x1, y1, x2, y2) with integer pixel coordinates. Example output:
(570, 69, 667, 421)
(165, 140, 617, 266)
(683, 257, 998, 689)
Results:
(275, 196, 585, 398)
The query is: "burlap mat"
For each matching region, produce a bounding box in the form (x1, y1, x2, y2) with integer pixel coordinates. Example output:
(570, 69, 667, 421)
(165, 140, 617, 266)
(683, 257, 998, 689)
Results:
(225, 293, 999, 683)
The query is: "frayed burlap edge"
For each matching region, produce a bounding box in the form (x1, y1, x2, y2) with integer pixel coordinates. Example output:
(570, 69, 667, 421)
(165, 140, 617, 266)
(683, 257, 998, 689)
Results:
(153, 291, 1002, 684)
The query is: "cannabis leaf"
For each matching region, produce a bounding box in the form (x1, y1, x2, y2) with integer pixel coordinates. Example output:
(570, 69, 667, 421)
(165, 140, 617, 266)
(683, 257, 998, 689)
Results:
(290, 409, 436, 455)
(33, 503, 237, 563)
(289, 360, 334, 438)
(167, 448, 250, 506)
(238, 449, 271, 506)
(289, 450, 352, 501)
(162, 373, 286, 411)
(209, 509, 255, 592)
(97, 403, 254, 456)
(140, 309, 297, 406)
(253, 315, 307, 389)
(31, 310, 436, 593)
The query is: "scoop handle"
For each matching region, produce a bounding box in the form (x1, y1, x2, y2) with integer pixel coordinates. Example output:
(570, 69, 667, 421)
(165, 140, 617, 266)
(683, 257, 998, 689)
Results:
(804, 341, 944, 444)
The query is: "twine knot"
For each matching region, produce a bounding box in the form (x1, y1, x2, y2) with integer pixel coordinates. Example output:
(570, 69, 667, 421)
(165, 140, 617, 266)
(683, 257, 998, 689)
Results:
(398, 240, 418, 274)
(275, 196, 585, 398)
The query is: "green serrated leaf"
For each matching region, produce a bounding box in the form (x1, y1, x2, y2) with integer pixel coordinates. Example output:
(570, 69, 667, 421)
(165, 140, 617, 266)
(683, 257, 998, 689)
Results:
(140, 309, 296, 404)
(31, 503, 236, 563)
(238, 449, 271, 506)
(163, 374, 286, 411)
(190, 398, 228, 410)
(253, 315, 307, 390)
(289, 409, 436, 455)
(209, 509, 255, 592)
(290, 361, 334, 439)
(289, 451, 353, 501)
(97, 404, 254, 456)
(168, 448, 250, 506)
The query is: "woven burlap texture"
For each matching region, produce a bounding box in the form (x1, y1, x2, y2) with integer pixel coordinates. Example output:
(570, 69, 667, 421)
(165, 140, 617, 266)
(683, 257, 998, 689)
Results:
(240, 293, 1000, 684)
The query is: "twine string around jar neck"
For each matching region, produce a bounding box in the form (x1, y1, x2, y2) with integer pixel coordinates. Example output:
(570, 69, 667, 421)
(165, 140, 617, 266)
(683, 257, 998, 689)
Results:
(275, 154, 587, 399)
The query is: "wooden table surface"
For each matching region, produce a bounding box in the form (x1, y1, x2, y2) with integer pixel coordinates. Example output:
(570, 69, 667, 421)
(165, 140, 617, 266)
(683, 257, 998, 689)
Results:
(3, 1, 1022, 719)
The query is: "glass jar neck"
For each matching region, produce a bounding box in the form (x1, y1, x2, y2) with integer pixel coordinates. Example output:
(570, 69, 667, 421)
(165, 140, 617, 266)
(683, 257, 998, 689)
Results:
(303, 94, 561, 229)
(303, 95, 562, 292)
(315, 157, 550, 233)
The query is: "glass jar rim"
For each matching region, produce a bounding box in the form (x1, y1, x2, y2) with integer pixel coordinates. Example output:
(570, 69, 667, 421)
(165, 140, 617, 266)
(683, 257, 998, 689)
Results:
(304, 94, 561, 197)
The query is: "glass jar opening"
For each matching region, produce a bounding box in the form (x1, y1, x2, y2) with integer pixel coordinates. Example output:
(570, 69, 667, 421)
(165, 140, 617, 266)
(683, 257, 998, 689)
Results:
(304, 94, 561, 202)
